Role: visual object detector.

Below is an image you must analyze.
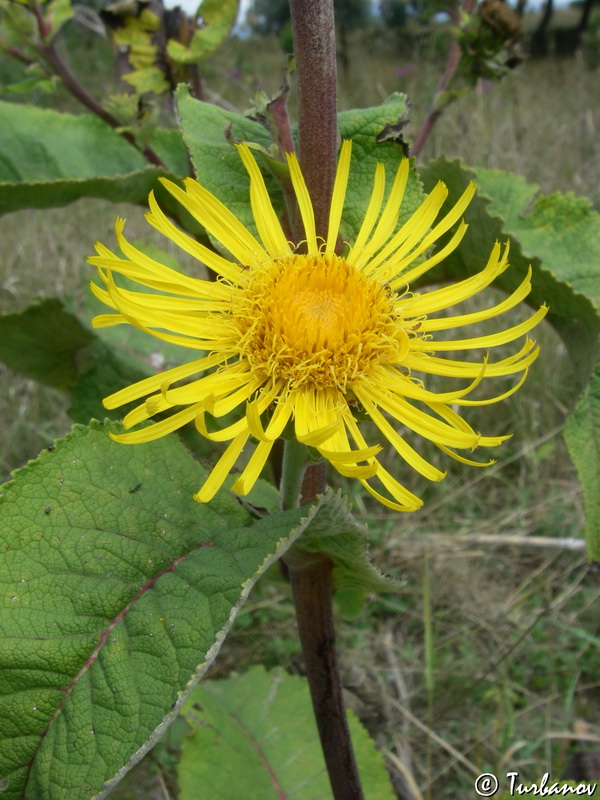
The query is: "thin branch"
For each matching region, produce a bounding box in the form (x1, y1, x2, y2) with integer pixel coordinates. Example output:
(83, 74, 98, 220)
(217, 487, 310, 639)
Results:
(412, 0, 476, 158)
(0, 39, 36, 66)
(28, 0, 165, 168)
(38, 42, 165, 167)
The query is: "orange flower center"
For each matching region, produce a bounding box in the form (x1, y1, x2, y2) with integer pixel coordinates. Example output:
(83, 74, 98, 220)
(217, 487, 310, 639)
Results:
(234, 254, 409, 391)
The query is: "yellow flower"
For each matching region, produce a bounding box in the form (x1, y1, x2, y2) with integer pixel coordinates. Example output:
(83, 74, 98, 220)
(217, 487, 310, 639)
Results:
(89, 141, 546, 511)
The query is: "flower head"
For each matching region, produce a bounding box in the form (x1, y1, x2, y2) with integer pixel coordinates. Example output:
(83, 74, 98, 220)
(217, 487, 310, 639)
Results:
(89, 141, 546, 511)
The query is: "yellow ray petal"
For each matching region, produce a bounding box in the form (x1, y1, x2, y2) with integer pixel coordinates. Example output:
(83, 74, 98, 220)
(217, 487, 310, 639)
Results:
(245, 383, 285, 442)
(332, 462, 379, 479)
(195, 410, 249, 442)
(368, 362, 488, 405)
(161, 177, 269, 270)
(346, 163, 386, 264)
(420, 268, 533, 332)
(103, 352, 227, 409)
(402, 241, 509, 314)
(110, 403, 201, 444)
(353, 388, 446, 480)
(425, 401, 510, 447)
(92, 314, 127, 328)
(404, 339, 540, 378)
(413, 306, 548, 351)
(236, 143, 291, 258)
(360, 158, 410, 262)
(286, 152, 317, 254)
(343, 414, 423, 508)
(206, 375, 264, 418)
(363, 384, 482, 449)
(389, 182, 475, 277)
(454, 368, 529, 406)
(143, 197, 247, 285)
(160, 372, 248, 407)
(363, 181, 449, 275)
(326, 139, 353, 254)
(195, 431, 250, 502)
(386, 221, 469, 289)
(231, 440, 275, 495)
(437, 443, 498, 467)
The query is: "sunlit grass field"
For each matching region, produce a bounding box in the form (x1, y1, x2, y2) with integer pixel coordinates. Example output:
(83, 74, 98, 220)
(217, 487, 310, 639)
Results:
(0, 27, 598, 799)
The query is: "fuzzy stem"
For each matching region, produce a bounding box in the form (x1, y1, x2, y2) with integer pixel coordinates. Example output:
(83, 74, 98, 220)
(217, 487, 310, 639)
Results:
(289, 0, 338, 240)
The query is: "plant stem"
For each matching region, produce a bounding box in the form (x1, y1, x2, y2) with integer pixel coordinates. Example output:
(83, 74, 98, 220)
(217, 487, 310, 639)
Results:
(411, 0, 476, 158)
(282, 459, 364, 799)
(287, 549, 365, 800)
(283, 3, 363, 796)
(289, 0, 338, 239)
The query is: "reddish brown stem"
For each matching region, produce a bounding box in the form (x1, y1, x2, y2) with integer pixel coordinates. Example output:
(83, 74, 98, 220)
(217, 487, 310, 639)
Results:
(289, 0, 338, 240)
(0, 40, 36, 66)
(411, 40, 462, 158)
(282, 1, 363, 794)
(287, 551, 364, 800)
(284, 461, 364, 800)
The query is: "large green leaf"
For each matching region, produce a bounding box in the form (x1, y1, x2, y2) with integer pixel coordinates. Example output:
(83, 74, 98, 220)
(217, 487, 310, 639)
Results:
(0, 421, 320, 799)
(419, 157, 600, 405)
(175, 87, 425, 242)
(0, 299, 150, 422)
(563, 360, 600, 561)
(0, 299, 94, 391)
(178, 666, 396, 800)
(0, 102, 189, 214)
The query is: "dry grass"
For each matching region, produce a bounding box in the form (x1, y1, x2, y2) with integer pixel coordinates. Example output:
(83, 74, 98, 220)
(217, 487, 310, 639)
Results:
(1, 31, 599, 800)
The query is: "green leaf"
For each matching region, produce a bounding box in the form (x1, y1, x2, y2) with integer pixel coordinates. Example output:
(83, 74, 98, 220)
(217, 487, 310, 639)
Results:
(419, 157, 600, 405)
(563, 359, 600, 561)
(0, 421, 321, 799)
(296, 489, 394, 592)
(0, 298, 150, 422)
(0, 73, 57, 95)
(0, 102, 189, 214)
(167, 0, 238, 64)
(0, 299, 94, 390)
(44, 0, 73, 40)
(122, 66, 170, 95)
(176, 88, 424, 243)
(178, 666, 396, 800)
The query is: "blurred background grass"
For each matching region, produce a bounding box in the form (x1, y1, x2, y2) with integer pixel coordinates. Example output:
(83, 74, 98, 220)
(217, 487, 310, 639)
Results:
(0, 19, 599, 799)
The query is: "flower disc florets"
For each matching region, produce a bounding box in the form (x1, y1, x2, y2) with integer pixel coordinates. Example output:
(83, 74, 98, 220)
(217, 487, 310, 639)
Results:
(89, 139, 547, 510)
(235, 253, 408, 392)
